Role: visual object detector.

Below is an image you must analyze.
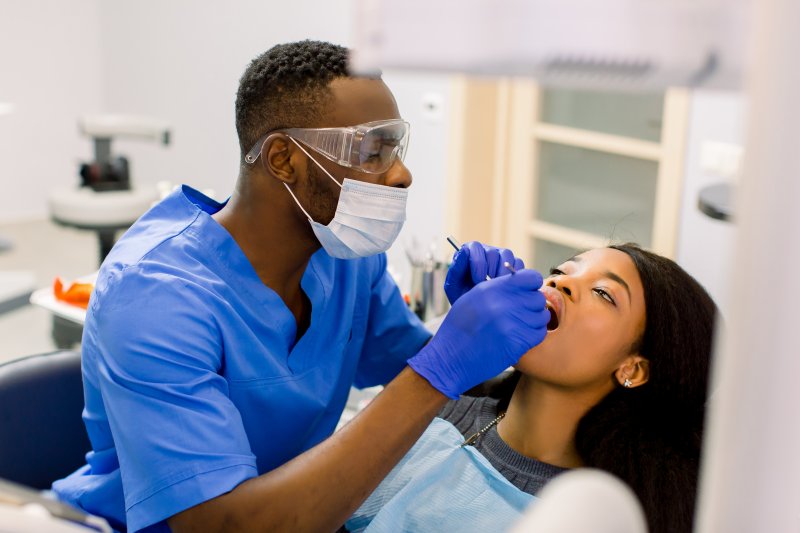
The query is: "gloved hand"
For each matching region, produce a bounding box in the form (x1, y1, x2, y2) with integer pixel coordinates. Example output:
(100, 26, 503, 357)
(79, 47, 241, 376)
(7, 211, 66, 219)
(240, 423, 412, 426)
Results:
(444, 241, 526, 305)
(408, 269, 550, 399)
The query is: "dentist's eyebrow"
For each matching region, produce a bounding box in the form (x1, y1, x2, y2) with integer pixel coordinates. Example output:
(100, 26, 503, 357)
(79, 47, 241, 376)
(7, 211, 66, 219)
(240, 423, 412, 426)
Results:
(605, 271, 631, 304)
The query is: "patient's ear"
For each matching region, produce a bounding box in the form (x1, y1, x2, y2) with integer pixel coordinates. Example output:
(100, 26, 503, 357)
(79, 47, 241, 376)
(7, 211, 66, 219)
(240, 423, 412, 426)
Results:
(615, 356, 650, 388)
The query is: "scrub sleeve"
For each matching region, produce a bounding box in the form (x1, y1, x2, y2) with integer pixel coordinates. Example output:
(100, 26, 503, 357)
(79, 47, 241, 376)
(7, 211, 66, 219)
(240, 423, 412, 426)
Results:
(91, 268, 258, 531)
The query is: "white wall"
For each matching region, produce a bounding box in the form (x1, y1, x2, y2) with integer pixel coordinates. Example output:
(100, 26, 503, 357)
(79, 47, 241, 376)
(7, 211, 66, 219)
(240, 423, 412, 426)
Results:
(675, 90, 744, 316)
(381, 70, 450, 292)
(2, 0, 741, 308)
(0, 0, 104, 222)
(95, 0, 356, 198)
(0, 0, 451, 291)
(94, 1, 451, 291)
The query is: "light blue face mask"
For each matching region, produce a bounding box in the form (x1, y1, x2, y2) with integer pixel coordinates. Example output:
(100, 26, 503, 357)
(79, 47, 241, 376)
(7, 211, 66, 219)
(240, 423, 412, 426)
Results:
(284, 138, 408, 259)
(346, 418, 535, 532)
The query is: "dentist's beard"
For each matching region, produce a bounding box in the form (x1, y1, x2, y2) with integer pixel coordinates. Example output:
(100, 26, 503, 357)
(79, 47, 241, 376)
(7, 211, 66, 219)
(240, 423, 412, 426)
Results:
(304, 163, 340, 226)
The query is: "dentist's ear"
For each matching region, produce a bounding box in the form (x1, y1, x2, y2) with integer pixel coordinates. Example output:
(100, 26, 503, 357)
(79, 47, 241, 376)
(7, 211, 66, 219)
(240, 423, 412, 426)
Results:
(616, 357, 650, 388)
(262, 134, 299, 184)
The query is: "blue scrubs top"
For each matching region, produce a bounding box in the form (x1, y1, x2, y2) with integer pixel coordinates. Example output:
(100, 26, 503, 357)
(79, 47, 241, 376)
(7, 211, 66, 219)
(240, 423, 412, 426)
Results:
(52, 186, 431, 532)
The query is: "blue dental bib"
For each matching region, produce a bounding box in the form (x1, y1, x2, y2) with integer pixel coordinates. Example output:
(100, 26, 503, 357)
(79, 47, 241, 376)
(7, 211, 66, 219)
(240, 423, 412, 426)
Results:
(347, 417, 535, 532)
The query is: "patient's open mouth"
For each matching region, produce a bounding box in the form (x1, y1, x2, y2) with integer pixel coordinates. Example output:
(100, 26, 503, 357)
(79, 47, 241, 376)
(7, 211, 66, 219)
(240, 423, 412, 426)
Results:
(546, 304, 559, 331)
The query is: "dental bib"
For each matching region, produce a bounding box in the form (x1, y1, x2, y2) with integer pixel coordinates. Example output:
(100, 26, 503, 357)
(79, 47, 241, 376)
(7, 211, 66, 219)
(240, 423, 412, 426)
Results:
(346, 418, 535, 532)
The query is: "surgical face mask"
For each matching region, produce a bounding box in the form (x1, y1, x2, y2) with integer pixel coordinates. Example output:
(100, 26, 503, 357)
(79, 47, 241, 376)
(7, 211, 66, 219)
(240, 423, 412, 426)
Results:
(284, 138, 408, 259)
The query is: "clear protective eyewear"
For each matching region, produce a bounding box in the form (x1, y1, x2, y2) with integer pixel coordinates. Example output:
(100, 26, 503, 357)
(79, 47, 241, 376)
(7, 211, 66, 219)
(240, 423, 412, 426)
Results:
(245, 119, 410, 174)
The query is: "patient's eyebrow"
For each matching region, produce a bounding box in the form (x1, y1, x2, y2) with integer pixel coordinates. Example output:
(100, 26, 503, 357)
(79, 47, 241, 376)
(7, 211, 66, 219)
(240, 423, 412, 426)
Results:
(605, 271, 631, 304)
(564, 256, 631, 303)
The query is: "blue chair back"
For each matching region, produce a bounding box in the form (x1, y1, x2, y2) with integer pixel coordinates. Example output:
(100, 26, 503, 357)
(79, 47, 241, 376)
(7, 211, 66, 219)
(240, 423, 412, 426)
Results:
(0, 350, 90, 489)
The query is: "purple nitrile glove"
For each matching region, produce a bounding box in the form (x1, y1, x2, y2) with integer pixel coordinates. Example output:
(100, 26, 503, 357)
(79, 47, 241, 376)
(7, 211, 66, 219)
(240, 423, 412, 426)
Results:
(409, 268, 549, 399)
(444, 241, 526, 305)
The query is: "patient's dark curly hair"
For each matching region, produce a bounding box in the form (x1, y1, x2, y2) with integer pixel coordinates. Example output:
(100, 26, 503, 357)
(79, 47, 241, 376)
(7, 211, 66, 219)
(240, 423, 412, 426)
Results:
(235, 40, 368, 164)
(495, 243, 717, 533)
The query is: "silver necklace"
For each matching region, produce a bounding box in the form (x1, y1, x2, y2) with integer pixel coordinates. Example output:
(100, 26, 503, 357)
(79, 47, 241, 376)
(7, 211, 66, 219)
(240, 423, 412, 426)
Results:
(461, 412, 506, 447)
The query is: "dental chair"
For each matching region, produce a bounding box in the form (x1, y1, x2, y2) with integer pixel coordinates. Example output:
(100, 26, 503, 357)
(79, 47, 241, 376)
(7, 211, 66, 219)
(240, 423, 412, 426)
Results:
(49, 114, 169, 264)
(0, 350, 90, 490)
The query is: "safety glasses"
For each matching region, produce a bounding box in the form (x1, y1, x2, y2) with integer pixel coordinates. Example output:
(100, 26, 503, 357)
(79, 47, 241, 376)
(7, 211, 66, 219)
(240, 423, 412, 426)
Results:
(245, 119, 410, 174)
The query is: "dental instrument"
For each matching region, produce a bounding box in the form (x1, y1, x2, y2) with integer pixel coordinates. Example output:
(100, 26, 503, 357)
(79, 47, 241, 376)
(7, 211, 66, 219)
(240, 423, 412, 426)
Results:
(446, 237, 557, 331)
(447, 236, 489, 281)
(446, 236, 518, 278)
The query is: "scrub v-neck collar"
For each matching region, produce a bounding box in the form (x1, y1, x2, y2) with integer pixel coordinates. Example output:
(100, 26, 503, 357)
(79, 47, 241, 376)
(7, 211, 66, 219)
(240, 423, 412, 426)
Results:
(180, 186, 330, 364)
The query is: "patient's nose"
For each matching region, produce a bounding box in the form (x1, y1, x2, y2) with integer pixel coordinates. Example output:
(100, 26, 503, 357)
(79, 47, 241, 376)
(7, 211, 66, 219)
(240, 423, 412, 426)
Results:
(547, 278, 573, 298)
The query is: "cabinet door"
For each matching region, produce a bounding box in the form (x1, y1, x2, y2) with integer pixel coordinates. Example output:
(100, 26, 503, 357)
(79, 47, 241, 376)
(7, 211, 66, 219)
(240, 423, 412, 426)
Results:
(504, 82, 689, 270)
(541, 89, 664, 142)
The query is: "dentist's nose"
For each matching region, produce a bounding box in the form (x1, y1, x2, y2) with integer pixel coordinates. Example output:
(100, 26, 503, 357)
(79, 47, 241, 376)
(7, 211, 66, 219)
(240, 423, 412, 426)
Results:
(383, 159, 413, 189)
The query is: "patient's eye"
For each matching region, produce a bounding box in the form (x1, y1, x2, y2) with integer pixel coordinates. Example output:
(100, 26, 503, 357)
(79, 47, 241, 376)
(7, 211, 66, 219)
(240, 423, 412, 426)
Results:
(594, 288, 616, 306)
(549, 267, 565, 276)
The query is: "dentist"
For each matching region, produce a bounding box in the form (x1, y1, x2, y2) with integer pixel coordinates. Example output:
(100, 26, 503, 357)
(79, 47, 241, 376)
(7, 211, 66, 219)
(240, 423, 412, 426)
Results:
(53, 40, 550, 533)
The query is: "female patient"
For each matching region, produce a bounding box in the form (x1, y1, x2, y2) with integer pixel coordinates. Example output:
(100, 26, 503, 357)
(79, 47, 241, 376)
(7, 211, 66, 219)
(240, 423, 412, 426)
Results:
(347, 243, 717, 533)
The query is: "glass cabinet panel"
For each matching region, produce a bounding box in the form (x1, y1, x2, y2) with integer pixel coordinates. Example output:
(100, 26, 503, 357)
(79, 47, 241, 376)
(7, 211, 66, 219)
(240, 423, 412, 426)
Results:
(535, 142, 658, 247)
(530, 239, 583, 273)
(541, 89, 664, 142)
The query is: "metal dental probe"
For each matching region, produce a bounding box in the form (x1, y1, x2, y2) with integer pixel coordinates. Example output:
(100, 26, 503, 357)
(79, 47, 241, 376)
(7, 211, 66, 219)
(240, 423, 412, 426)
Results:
(502, 261, 517, 274)
(446, 236, 516, 278)
(447, 237, 555, 330)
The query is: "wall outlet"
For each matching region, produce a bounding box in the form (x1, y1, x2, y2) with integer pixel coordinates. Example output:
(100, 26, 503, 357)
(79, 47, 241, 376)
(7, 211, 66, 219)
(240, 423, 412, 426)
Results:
(420, 92, 444, 122)
(700, 141, 743, 181)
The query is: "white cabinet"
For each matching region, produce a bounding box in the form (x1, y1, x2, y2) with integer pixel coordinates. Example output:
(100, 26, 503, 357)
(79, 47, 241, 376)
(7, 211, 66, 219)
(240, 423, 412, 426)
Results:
(446, 79, 689, 270)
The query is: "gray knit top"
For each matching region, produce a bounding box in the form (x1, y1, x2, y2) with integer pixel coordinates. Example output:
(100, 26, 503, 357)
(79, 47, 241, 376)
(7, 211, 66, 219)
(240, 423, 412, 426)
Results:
(438, 396, 569, 496)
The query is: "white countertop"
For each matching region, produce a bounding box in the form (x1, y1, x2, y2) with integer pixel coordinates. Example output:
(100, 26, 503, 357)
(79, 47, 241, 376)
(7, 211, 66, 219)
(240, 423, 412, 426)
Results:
(29, 273, 96, 325)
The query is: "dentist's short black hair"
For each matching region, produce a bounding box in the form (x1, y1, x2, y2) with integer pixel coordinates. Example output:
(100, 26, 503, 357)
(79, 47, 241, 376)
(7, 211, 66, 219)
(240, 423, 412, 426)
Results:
(235, 40, 361, 164)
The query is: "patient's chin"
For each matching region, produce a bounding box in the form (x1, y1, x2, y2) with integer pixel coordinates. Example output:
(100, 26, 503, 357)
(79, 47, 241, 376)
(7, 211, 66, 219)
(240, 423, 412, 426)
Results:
(515, 341, 546, 364)
(512, 330, 561, 372)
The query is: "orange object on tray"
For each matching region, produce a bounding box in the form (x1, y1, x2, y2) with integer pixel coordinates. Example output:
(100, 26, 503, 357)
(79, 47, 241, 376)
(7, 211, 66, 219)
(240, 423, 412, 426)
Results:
(53, 277, 94, 309)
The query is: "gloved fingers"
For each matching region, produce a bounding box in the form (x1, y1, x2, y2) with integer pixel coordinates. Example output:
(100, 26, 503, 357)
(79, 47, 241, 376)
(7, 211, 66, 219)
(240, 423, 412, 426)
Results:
(485, 247, 502, 278)
(504, 291, 549, 329)
(505, 326, 549, 364)
(444, 247, 471, 304)
(519, 289, 547, 310)
(513, 257, 525, 271)
(451, 241, 465, 262)
(497, 248, 516, 277)
(466, 241, 489, 283)
(518, 306, 551, 329)
(493, 268, 544, 291)
(447, 246, 470, 282)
